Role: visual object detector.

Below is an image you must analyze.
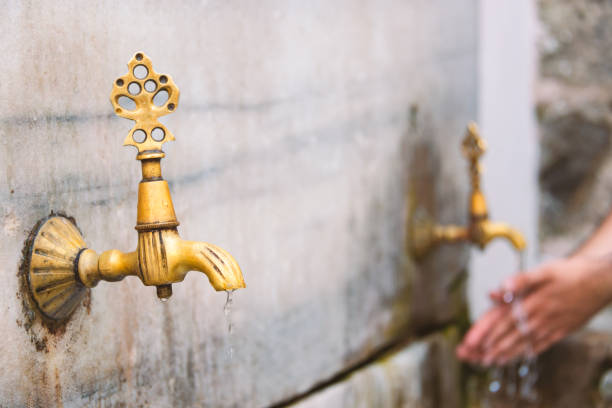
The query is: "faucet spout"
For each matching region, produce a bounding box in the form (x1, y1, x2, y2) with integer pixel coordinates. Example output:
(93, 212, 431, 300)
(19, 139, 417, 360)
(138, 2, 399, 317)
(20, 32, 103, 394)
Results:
(76, 229, 245, 294)
(166, 235, 246, 291)
(474, 220, 526, 252)
(408, 123, 528, 258)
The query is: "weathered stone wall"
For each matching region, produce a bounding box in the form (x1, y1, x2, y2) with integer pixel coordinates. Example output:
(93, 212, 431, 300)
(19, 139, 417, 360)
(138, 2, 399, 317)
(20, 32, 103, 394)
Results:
(536, 0, 612, 334)
(0, 1, 476, 406)
(292, 332, 461, 408)
(537, 0, 612, 254)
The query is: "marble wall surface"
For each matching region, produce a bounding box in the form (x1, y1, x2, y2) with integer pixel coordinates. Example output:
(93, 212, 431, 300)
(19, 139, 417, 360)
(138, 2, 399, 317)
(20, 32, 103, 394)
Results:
(0, 1, 476, 406)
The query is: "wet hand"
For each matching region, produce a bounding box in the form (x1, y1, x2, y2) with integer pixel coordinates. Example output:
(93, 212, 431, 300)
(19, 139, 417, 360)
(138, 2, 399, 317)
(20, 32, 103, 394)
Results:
(456, 257, 612, 365)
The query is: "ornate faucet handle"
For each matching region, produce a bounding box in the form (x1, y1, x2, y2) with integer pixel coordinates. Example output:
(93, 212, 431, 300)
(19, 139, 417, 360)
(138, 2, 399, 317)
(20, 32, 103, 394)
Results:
(461, 122, 487, 190)
(461, 122, 486, 162)
(408, 122, 526, 258)
(110, 52, 180, 160)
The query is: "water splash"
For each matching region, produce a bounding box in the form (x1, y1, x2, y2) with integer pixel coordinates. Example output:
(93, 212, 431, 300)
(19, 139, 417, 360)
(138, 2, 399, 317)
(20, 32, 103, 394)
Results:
(483, 366, 499, 408)
(486, 252, 539, 404)
(512, 252, 539, 403)
(489, 366, 503, 394)
(506, 298, 538, 402)
(224, 290, 236, 360)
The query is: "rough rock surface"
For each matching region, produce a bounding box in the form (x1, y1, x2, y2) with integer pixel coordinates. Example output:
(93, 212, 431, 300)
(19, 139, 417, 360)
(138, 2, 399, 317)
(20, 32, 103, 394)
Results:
(537, 0, 612, 252)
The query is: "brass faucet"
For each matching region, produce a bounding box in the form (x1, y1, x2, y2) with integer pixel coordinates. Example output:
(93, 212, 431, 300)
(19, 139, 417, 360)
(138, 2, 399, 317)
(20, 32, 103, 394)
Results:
(24, 52, 245, 323)
(409, 123, 526, 258)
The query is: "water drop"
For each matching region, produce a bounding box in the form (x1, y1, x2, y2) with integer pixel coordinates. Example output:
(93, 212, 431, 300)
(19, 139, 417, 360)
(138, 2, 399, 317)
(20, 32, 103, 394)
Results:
(489, 380, 501, 393)
(224, 290, 236, 360)
(159, 297, 169, 303)
(513, 252, 540, 403)
(224, 290, 234, 316)
(485, 252, 540, 403)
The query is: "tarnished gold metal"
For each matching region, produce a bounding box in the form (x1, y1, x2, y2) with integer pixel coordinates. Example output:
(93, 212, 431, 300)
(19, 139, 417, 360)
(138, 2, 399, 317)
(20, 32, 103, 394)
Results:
(26, 52, 245, 321)
(409, 122, 526, 259)
(25, 215, 88, 322)
(110, 52, 179, 160)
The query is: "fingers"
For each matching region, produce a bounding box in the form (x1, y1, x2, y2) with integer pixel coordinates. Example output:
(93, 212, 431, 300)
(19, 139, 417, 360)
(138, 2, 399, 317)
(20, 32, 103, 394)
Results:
(457, 305, 510, 363)
(489, 265, 556, 308)
(468, 311, 560, 365)
(461, 306, 508, 348)
(502, 267, 552, 297)
(483, 329, 525, 365)
(489, 290, 504, 303)
(482, 314, 515, 351)
(490, 289, 521, 305)
(459, 302, 551, 365)
(481, 304, 550, 364)
(515, 289, 549, 323)
(456, 343, 479, 363)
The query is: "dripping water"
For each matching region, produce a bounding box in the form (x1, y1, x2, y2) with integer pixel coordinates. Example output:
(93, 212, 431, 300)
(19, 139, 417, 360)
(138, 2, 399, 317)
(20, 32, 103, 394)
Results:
(224, 290, 236, 360)
(486, 251, 539, 405)
(512, 252, 539, 403)
(224, 289, 235, 332)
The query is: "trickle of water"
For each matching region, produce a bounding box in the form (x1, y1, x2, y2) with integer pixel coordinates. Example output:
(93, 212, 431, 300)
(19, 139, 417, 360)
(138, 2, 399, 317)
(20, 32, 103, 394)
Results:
(489, 376, 501, 394)
(224, 290, 236, 360)
(518, 363, 529, 378)
(519, 359, 539, 402)
(224, 290, 235, 331)
(486, 252, 539, 404)
(484, 366, 503, 408)
(512, 252, 539, 403)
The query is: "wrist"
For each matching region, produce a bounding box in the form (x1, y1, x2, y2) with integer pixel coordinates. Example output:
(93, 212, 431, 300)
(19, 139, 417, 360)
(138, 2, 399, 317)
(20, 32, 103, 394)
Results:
(571, 256, 612, 308)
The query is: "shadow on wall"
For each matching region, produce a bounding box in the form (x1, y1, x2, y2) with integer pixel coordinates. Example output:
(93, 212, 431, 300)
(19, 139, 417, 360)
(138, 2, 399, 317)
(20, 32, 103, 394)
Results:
(406, 107, 470, 335)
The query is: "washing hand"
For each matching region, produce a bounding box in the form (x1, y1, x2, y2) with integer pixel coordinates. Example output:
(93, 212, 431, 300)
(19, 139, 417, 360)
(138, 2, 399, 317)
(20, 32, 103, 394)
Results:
(456, 256, 612, 365)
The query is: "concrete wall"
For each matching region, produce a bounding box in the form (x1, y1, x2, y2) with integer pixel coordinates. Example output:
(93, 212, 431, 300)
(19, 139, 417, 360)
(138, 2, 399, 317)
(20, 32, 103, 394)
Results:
(0, 1, 477, 406)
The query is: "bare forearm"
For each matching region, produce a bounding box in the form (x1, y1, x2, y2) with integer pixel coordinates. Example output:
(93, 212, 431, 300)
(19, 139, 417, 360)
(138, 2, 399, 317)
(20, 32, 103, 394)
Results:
(570, 208, 612, 309)
(572, 209, 612, 258)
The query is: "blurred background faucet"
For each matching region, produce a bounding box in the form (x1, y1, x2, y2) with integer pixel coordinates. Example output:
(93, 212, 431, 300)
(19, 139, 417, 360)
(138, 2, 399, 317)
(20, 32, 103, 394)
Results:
(410, 122, 526, 259)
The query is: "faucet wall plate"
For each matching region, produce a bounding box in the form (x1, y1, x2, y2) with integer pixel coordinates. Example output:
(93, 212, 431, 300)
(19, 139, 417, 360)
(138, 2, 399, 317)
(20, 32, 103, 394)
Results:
(407, 208, 437, 259)
(23, 52, 245, 323)
(25, 215, 88, 322)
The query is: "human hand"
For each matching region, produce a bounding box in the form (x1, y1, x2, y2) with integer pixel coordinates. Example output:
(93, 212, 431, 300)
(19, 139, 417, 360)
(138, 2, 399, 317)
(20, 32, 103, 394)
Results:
(456, 256, 612, 365)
